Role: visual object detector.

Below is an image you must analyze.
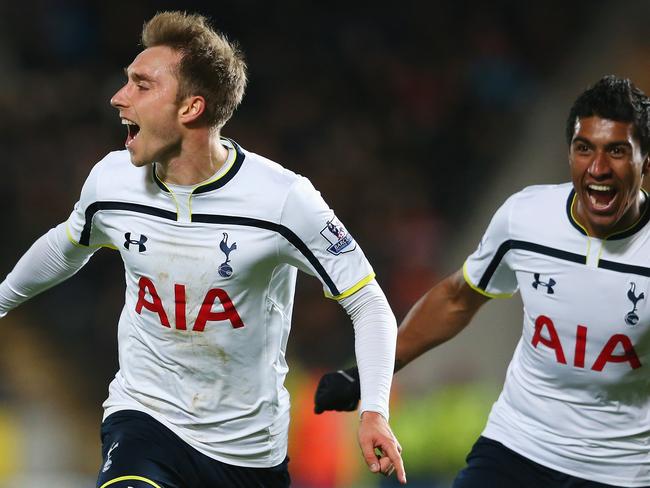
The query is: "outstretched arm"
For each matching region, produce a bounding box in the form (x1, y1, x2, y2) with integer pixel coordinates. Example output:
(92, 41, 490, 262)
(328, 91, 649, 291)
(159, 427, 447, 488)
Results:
(314, 269, 489, 412)
(394, 269, 489, 372)
(0, 223, 97, 317)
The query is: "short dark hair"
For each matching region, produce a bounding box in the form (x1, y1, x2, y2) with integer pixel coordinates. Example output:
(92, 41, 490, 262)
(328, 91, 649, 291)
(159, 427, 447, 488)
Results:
(142, 11, 248, 130)
(566, 75, 650, 155)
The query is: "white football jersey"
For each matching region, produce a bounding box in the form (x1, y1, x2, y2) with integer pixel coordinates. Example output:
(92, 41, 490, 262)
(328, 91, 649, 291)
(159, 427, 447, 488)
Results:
(464, 183, 650, 487)
(66, 138, 375, 467)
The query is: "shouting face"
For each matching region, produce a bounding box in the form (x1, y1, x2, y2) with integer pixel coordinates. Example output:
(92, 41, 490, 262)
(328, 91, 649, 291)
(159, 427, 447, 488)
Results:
(110, 46, 184, 166)
(569, 116, 650, 238)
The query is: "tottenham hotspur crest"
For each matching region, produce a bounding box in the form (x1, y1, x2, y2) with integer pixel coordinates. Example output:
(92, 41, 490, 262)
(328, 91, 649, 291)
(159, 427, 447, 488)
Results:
(218, 233, 237, 278)
(320, 217, 356, 256)
(625, 282, 645, 327)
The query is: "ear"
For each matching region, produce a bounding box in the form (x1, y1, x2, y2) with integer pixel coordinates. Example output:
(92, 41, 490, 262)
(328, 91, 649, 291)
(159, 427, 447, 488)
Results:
(178, 96, 206, 124)
(643, 155, 650, 176)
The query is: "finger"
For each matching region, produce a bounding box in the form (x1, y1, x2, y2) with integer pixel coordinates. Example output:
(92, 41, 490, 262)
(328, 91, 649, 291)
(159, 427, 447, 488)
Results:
(377, 441, 406, 484)
(378, 455, 393, 476)
(360, 440, 381, 473)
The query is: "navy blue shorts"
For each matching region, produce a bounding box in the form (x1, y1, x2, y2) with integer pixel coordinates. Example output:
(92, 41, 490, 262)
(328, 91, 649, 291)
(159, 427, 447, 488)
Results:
(96, 410, 291, 488)
(453, 436, 641, 488)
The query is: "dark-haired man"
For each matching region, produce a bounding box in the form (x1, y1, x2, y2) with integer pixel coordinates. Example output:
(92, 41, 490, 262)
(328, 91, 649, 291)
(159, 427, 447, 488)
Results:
(0, 11, 405, 488)
(315, 75, 650, 487)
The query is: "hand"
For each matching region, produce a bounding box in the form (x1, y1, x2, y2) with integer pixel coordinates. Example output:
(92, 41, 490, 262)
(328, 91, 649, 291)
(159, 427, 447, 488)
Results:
(358, 411, 407, 484)
(313, 366, 360, 414)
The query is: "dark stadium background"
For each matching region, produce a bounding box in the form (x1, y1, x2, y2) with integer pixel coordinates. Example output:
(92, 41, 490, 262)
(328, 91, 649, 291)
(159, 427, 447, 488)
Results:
(0, 1, 648, 486)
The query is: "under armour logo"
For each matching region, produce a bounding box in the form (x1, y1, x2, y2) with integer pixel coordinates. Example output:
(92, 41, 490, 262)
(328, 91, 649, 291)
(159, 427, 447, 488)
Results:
(532, 273, 555, 294)
(625, 282, 645, 326)
(102, 441, 119, 473)
(124, 232, 148, 252)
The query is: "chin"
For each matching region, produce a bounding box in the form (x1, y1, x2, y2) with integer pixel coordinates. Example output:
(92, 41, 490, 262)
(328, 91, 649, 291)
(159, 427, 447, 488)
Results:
(127, 151, 152, 167)
(586, 213, 622, 235)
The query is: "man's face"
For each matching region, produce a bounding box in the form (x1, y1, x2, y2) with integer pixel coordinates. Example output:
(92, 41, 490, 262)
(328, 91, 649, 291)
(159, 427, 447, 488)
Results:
(110, 46, 183, 166)
(569, 116, 649, 238)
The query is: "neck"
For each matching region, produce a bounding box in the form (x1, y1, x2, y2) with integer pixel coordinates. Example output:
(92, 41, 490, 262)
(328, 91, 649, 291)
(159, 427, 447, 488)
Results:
(155, 129, 228, 185)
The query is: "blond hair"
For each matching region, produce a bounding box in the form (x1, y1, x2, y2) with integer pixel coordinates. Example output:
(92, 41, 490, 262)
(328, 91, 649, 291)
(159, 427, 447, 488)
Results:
(142, 11, 248, 129)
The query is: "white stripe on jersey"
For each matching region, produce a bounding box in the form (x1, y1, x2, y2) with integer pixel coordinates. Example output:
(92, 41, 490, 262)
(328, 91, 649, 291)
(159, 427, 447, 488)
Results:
(465, 183, 650, 487)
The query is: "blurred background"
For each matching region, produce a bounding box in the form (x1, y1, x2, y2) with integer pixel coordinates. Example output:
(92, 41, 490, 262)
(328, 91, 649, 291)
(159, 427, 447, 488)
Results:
(1, 0, 650, 486)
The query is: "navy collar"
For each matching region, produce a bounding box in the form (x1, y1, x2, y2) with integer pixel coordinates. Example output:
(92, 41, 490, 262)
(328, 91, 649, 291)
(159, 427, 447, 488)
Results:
(565, 187, 650, 240)
(152, 138, 245, 194)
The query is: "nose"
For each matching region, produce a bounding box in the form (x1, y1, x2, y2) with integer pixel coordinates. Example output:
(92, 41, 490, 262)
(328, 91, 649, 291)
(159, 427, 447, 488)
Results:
(110, 84, 128, 109)
(588, 150, 612, 179)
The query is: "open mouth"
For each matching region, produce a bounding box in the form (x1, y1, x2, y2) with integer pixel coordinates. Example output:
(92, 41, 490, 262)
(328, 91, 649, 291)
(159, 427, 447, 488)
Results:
(122, 118, 140, 147)
(586, 184, 617, 211)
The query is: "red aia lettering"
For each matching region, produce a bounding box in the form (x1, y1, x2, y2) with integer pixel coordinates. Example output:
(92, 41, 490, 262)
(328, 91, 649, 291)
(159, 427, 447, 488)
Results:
(591, 334, 642, 371)
(574, 325, 587, 368)
(135, 277, 244, 331)
(532, 315, 567, 364)
(174, 284, 187, 330)
(531, 315, 641, 371)
(193, 288, 244, 331)
(136, 277, 171, 327)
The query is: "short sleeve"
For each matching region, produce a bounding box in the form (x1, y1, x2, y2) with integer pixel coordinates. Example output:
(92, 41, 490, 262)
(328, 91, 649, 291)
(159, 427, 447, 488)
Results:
(66, 159, 112, 248)
(463, 193, 519, 298)
(279, 177, 375, 300)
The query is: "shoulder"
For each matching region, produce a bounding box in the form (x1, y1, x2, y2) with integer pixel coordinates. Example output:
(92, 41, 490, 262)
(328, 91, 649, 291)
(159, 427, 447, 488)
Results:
(235, 143, 320, 205)
(91, 150, 141, 177)
(79, 150, 151, 202)
(502, 182, 572, 215)
(239, 146, 305, 189)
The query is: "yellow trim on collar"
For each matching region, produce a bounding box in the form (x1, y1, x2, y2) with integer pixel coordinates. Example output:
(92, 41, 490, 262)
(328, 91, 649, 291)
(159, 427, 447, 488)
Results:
(462, 261, 513, 299)
(153, 170, 181, 217)
(326, 272, 376, 300)
(570, 189, 649, 239)
(569, 193, 590, 235)
(191, 143, 237, 194)
(100, 475, 163, 488)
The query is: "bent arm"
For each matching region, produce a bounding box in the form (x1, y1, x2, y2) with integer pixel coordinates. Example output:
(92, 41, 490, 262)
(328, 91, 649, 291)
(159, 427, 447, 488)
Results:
(339, 279, 397, 420)
(395, 269, 490, 372)
(0, 223, 97, 317)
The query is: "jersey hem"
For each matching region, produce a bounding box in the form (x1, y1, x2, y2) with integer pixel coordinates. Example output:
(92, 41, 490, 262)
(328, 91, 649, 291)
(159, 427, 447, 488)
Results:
(103, 404, 287, 469)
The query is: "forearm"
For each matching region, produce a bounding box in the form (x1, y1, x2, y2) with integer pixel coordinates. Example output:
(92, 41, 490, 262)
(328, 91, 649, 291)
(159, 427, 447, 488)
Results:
(340, 280, 397, 420)
(395, 269, 488, 372)
(0, 223, 96, 317)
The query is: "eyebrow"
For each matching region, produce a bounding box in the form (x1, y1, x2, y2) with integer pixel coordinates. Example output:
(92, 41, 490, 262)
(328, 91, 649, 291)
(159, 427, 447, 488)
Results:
(123, 67, 154, 83)
(572, 136, 632, 149)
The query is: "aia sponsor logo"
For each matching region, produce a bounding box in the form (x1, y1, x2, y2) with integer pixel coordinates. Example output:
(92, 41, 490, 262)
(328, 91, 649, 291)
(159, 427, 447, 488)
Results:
(135, 276, 244, 331)
(532, 315, 641, 371)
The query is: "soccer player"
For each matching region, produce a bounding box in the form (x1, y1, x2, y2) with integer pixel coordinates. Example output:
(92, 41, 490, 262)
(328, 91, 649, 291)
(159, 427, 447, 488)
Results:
(0, 11, 406, 488)
(314, 75, 650, 488)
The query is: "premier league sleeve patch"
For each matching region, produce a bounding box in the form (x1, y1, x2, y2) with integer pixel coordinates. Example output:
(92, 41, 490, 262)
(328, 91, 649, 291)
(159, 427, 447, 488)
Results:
(320, 217, 356, 255)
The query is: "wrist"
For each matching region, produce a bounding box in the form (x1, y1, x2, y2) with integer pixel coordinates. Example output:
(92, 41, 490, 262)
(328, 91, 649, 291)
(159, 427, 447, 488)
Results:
(360, 410, 388, 423)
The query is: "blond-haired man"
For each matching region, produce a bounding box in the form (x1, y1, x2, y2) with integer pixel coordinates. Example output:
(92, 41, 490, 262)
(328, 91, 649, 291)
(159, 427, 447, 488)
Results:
(0, 11, 405, 487)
